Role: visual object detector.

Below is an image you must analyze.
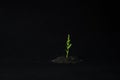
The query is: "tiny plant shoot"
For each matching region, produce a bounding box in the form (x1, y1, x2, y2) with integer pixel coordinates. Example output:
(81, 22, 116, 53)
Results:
(65, 34, 72, 60)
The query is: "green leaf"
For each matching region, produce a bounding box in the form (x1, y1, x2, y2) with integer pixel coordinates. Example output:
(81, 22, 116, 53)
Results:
(68, 44, 72, 49)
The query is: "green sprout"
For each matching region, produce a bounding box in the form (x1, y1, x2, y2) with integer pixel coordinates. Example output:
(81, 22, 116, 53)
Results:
(65, 34, 72, 60)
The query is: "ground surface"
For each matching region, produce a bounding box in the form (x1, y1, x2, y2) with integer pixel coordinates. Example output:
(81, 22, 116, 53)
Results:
(0, 59, 119, 80)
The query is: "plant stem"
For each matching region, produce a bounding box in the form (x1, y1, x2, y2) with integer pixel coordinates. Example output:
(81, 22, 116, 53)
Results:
(65, 34, 72, 60)
(66, 50, 69, 59)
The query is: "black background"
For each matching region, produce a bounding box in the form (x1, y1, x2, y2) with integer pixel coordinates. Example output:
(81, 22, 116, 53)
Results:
(0, 2, 119, 80)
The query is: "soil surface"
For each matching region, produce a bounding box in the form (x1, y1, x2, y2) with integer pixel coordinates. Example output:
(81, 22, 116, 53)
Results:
(51, 56, 84, 64)
(0, 62, 118, 80)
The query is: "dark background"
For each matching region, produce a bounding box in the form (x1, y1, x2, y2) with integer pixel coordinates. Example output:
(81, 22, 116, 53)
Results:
(0, 2, 119, 80)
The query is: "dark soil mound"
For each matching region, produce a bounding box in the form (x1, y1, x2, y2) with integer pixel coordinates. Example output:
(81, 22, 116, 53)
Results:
(51, 56, 83, 64)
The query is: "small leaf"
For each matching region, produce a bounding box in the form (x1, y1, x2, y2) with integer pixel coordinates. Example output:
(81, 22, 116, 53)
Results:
(68, 44, 72, 49)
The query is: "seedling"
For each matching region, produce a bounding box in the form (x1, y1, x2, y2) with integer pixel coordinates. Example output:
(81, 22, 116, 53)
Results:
(51, 34, 82, 64)
(65, 34, 72, 60)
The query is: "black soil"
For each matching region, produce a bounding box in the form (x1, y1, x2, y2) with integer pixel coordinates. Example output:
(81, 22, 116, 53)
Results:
(51, 56, 83, 64)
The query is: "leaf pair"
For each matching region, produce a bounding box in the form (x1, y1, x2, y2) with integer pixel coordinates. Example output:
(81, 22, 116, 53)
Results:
(66, 34, 72, 49)
(65, 34, 72, 59)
